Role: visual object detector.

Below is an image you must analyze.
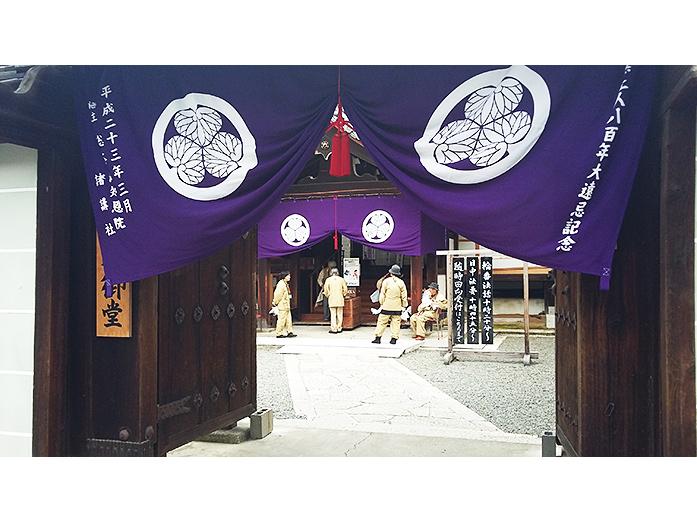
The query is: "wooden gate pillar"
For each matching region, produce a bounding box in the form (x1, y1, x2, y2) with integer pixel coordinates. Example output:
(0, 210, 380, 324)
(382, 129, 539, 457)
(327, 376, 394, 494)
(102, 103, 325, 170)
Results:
(554, 66, 697, 456)
(658, 72, 697, 456)
(33, 148, 72, 456)
(410, 256, 423, 315)
(425, 253, 438, 288)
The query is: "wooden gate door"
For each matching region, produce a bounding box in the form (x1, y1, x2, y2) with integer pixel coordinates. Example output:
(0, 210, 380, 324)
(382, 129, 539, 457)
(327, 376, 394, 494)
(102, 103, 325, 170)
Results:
(553, 269, 580, 455)
(156, 230, 257, 456)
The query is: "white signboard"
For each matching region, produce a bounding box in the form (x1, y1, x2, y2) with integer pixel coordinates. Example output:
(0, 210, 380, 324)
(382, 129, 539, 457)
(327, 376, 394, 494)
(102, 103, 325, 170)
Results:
(343, 257, 360, 287)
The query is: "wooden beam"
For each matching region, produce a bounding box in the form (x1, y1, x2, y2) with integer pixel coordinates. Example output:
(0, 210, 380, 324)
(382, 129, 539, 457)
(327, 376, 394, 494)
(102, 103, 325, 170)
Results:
(445, 349, 539, 361)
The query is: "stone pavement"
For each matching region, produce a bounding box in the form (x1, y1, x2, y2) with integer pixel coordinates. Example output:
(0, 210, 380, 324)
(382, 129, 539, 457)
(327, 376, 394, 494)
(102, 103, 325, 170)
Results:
(168, 325, 545, 457)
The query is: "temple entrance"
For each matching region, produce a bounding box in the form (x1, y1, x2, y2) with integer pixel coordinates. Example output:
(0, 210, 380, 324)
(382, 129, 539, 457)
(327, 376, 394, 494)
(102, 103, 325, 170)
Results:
(258, 233, 416, 330)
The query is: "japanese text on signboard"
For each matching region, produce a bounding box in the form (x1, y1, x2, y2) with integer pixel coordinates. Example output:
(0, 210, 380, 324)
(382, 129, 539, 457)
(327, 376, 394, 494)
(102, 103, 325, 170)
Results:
(480, 257, 494, 344)
(452, 257, 465, 344)
(467, 257, 480, 344)
(96, 235, 131, 337)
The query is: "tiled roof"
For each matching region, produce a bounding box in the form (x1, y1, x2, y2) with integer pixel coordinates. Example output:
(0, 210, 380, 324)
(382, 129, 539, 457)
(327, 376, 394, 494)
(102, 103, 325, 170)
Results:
(0, 65, 33, 90)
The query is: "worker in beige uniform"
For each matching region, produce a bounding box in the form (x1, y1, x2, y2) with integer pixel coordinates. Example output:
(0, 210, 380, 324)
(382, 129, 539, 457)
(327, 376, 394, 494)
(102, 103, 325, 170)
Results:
(410, 282, 447, 340)
(323, 267, 348, 333)
(315, 260, 337, 322)
(272, 271, 297, 338)
(372, 264, 408, 345)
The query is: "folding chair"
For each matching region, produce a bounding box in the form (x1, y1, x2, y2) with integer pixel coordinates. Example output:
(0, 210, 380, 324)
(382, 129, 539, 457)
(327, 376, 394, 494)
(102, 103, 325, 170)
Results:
(425, 309, 447, 339)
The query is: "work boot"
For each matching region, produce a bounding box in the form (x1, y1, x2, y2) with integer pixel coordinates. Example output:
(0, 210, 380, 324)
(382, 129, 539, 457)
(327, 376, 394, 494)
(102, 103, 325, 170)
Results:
(389, 338, 397, 345)
(371, 337, 381, 344)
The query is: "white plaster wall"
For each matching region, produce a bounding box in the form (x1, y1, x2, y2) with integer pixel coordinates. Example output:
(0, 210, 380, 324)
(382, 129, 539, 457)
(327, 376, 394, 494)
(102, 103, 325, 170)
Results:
(0, 143, 37, 457)
(492, 298, 546, 316)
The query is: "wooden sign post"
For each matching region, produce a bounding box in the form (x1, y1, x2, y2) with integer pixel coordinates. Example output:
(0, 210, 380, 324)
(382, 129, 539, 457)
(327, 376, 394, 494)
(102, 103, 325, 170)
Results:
(437, 248, 537, 365)
(96, 235, 131, 337)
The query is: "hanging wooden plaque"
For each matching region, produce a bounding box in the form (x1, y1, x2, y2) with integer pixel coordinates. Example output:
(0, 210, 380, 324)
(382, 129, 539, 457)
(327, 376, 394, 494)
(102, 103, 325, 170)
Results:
(96, 234, 131, 337)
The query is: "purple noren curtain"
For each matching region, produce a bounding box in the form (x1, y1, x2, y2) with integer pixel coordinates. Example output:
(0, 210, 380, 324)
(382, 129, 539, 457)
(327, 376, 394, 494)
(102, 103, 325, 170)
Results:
(257, 195, 447, 258)
(341, 65, 657, 289)
(73, 65, 338, 285)
(73, 65, 656, 290)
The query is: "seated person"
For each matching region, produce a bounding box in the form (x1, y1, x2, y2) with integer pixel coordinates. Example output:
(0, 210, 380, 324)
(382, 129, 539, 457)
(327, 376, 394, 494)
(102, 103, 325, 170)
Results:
(410, 282, 447, 340)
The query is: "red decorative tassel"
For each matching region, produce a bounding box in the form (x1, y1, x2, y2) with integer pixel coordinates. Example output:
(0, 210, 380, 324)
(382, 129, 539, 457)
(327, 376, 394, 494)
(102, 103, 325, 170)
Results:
(333, 195, 338, 249)
(327, 94, 354, 177)
(329, 129, 351, 177)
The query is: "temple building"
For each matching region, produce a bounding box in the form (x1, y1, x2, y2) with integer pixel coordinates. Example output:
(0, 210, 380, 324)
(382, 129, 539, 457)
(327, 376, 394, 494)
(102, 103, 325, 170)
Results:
(256, 117, 553, 331)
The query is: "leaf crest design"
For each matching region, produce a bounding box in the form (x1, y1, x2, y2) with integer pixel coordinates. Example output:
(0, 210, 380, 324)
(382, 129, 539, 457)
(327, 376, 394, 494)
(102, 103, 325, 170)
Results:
(164, 135, 204, 185)
(174, 107, 223, 146)
(431, 77, 531, 168)
(469, 141, 507, 167)
(282, 215, 309, 243)
(464, 78, 524, 125)
(432, 119, 479, 164)
(363, 212, 393, 241)
(163, 105, 247, 187)
(204, 132, 243, 178)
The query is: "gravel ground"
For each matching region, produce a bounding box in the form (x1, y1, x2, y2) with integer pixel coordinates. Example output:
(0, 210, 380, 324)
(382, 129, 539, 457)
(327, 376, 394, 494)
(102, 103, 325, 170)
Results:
(256, 345, 305, 420)
(399, 335, 556, 435)
(256, 334, 556, 436)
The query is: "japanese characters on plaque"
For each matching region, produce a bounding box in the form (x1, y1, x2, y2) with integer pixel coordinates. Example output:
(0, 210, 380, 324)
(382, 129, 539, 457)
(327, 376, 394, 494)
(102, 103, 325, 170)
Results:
(96, 235, 131, 337)
(466, 257, 480, 344)
(480, 257, 494, 344)
(556, 66, 634, 272)
(452, 257, 465, 344)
